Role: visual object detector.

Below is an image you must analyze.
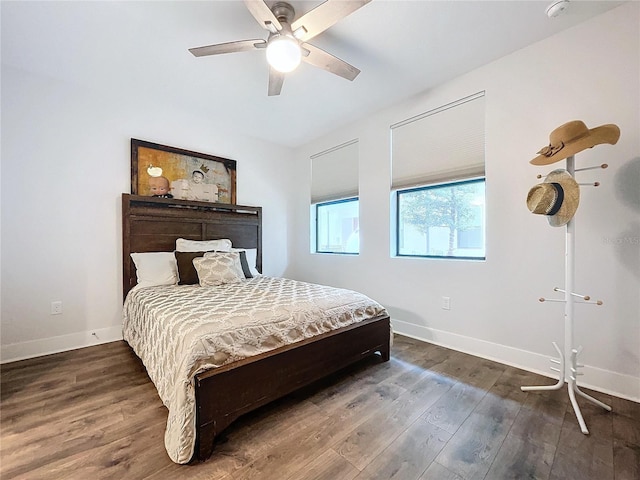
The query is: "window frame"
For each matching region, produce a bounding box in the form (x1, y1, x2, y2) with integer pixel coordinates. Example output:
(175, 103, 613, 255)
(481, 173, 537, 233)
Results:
(395, 177, 486, 261)
(314, 197, 359, 255)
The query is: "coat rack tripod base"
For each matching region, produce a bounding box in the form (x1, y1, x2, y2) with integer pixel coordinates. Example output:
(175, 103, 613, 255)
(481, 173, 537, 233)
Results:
(521, 155, 612, 435)
(521, 342, 611, 434)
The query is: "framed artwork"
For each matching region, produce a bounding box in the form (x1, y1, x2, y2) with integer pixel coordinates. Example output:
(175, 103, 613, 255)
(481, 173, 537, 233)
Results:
(131, 139, 237, 204)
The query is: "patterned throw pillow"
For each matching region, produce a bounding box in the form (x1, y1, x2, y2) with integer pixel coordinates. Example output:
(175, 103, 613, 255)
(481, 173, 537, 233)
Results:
(176, 250, 253, 285)
(193, 252, 245, 286)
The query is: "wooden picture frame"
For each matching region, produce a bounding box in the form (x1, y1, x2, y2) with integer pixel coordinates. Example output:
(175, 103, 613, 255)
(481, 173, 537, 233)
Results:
(131, 139, 237, 204)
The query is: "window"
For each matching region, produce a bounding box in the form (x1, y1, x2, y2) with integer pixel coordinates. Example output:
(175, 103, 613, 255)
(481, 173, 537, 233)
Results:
(311, 140, 359, 254)
(315, 198, 359, 254)
(391, 92, 486, 260)
(396, 178, 485, 259)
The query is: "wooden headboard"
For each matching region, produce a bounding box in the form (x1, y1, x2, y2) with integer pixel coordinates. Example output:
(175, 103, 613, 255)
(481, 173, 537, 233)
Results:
(122, 194, 262, 299)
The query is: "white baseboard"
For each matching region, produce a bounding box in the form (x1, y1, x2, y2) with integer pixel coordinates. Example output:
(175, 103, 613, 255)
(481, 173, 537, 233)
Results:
(1, 326, 124, 364)
(2, 320, 637, 403)
(392, 319, 640, 403)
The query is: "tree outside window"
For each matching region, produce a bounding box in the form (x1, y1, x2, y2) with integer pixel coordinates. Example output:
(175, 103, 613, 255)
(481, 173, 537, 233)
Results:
(397, 178, 485, 259)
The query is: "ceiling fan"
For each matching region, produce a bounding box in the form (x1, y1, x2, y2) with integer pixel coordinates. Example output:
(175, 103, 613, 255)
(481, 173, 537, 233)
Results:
(189, 0, 371, 96)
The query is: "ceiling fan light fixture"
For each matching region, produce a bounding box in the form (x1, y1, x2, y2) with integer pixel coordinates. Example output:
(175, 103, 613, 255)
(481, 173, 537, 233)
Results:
(266, 35, 301, 73)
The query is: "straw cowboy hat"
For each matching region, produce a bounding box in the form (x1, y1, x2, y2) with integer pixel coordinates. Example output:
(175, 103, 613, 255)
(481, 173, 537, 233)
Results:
(530, 120, 620, 166)
(527, 169, 580, 227)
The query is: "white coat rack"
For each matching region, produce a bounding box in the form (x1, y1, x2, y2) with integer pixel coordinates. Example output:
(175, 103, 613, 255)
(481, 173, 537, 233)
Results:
(521, 155, 612, 434)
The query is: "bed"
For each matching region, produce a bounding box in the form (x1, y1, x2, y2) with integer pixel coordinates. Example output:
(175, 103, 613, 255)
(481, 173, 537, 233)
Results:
(121, 194, 391, 463)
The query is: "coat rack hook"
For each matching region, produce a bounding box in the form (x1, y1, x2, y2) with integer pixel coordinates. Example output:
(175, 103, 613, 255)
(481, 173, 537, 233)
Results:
(539, 297, 565, 303)
(575, 163, 608, 173)
(578, 182, 600, 187)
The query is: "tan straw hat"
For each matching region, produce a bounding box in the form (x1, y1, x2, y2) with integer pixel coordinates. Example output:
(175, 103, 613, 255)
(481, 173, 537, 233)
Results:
(530, 120, 620, 166)
(527, 169, 580, 227)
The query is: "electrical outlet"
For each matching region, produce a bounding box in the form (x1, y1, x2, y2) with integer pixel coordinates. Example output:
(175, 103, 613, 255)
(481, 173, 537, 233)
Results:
(442, 296, 451, 310)
(51, 301, 63, 315)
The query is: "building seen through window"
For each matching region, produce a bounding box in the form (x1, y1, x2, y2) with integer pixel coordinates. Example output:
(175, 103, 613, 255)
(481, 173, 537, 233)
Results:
(316, 198, 359, 254)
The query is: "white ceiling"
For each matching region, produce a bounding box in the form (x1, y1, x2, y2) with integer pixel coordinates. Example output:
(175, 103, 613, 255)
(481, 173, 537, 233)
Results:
(1, 0, 624, 148)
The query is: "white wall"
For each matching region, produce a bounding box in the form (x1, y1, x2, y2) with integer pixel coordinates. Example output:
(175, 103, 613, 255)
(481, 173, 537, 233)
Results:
(1, 65, 296, 362)
(291, 3, 640, 401)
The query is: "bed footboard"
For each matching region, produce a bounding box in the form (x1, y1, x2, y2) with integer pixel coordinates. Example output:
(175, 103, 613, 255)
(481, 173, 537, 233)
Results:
(194, 315, 390, 461)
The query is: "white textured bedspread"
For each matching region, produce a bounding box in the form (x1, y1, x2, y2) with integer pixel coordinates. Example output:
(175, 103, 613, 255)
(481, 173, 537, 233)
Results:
(122, 276, 387, 464)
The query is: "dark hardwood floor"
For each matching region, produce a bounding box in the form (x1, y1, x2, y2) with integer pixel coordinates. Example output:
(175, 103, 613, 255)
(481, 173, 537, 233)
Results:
(1, 335, 638, 480)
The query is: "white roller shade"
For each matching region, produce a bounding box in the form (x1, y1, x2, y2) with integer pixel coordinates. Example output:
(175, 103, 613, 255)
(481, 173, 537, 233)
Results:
(391, 92, 485, 190)
(311, 139, 359, 204)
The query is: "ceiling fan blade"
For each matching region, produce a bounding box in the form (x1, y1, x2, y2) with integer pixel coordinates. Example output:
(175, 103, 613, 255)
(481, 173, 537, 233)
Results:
(244, 0, 282, 34)
(291, 0, 371, 42)
(301, 43, 360, 81)
(268, 67, 285, 96)
(189, 39, 266, 57)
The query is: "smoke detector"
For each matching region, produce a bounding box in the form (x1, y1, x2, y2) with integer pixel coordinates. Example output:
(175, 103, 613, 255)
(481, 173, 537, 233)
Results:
(546, 0, 570, 18)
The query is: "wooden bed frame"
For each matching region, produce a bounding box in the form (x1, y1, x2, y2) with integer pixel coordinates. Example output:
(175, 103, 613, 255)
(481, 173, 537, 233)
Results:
(122, 194, 391, 461)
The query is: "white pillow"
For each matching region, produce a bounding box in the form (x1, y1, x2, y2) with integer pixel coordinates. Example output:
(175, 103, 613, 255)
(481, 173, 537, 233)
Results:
(175, 238, 232, 252)
(194, 252, 245, 286)
(230, 248, 260, 276)
(130, 252, 178, 290)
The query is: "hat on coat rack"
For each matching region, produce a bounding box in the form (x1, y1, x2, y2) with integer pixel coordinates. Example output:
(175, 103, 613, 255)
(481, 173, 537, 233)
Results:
(530, 120, 620, 166)
(527, 169, 580, 227)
